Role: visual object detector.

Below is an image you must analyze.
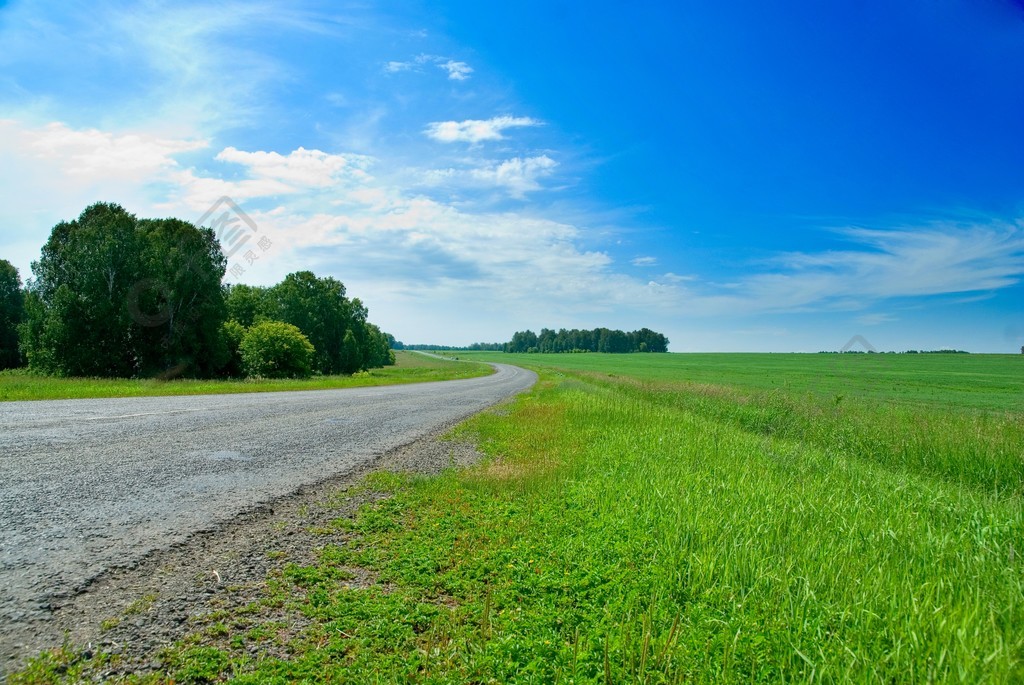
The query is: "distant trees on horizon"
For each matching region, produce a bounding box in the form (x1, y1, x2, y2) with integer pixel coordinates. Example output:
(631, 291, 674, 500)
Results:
(504, 327, 669, 354)
(392, 328, 670, 354)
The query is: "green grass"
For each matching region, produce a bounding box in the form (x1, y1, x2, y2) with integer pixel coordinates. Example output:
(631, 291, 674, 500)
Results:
(13, 354, 1024, 683)
(0, 351, 492, 402)
(460, 351, 1024, 413)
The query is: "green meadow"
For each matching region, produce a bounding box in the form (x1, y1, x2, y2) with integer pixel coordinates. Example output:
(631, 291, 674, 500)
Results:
(0, 351, 492, 402)
(471, 351, 1024, 412)
(15, 353, 1024, 683)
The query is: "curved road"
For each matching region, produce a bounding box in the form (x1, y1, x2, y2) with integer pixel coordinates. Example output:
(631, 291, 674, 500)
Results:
(0, 362, 535, 646)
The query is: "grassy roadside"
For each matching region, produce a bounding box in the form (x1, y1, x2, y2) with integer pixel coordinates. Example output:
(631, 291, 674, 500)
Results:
(14, 356, 1024, 682)
(0, 351, 492, 402)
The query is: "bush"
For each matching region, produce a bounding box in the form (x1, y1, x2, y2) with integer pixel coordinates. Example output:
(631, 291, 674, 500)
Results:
(239, 321, 315, 379)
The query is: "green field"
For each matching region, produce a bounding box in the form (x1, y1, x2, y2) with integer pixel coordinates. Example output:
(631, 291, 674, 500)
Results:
(15, 353, 1024, 683)
(463, 351, 1024, 413)
(0, 351, 492, 402)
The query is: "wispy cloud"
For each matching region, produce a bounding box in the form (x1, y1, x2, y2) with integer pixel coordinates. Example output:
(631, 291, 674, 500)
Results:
(0, 116, 646, 309)
(468, 155, 557, 198)
(425, 116, 541, 144)
(661, 272, 696, 283)
(439, 60, 473, 80)
(631, 256, 658, 266)
(711, 222, 1024, 314)
(384, 54, 473, 80)
(0, 3, 350, 135)
(856, 313, 897, 325)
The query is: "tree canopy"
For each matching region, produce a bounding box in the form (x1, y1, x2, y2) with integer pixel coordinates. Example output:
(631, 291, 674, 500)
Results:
(20, 203, 227, 377)
(19, 202, 395, 378)
(225, 272, 394, 375)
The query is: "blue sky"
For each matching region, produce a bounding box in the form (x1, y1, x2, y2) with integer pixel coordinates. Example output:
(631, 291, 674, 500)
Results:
(1, 0, 1023, 351)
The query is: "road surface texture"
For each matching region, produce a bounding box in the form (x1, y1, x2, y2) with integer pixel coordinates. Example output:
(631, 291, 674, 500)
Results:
(0, 362, 535, 673)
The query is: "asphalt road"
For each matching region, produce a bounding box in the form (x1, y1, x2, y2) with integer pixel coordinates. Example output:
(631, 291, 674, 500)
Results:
(0, 362, 535, 647)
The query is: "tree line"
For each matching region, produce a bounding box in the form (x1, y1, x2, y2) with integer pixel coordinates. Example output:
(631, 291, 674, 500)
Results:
(504, 327, 669, 353)
(0, 203, 394, 378)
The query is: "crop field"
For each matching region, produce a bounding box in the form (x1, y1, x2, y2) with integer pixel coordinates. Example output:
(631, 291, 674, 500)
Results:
(462, 351, 1024, 412)
(0, 351, 492, 402)
(15, 353, 1024, 683)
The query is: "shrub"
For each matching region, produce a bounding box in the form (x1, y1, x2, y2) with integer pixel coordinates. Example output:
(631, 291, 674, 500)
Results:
(239, 321, 315, 379)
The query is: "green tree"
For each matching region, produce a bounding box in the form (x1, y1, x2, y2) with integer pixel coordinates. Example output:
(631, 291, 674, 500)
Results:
(225, 283, 274, 328)
(0, 259, 24, 369)
(365, 323, 396, 367)
(22, 203, 142, 376)
(131, 217, 228, 377)
(271, 271, 352, 374)
(239, 321, 315, 378)
(346, 296, 373, 373)
(22, 203, 230, 377)
(505, 330, 538, 353)
(339, 328, 360, 374)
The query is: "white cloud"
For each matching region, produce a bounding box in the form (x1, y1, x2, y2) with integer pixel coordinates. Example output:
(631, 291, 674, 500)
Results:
(631, 256, 658, 266)
(13, 120, 206, 178)
(469, 155, 557, 198)
(258, 194, 678, 321)
(160, 146, 379, 211)
(215, 147, 373, 189)
(439, 60, 473, 80)
(93, 4, 305, 133)
(385, 55, 473, 80)
(662, 272, 696, 282)
(166, 171, 296, 211)
(425, 116, 541, 144)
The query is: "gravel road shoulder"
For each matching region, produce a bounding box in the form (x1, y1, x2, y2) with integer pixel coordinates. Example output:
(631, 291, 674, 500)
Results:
(3, 424, 486, 678)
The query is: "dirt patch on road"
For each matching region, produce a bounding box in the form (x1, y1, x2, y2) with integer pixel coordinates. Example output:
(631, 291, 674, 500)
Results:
(2, 429, 484, 679)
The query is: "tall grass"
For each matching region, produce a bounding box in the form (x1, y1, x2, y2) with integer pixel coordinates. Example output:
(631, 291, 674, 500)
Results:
(417, 376, 1022, 681)
(585, 373, 1024, 496)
